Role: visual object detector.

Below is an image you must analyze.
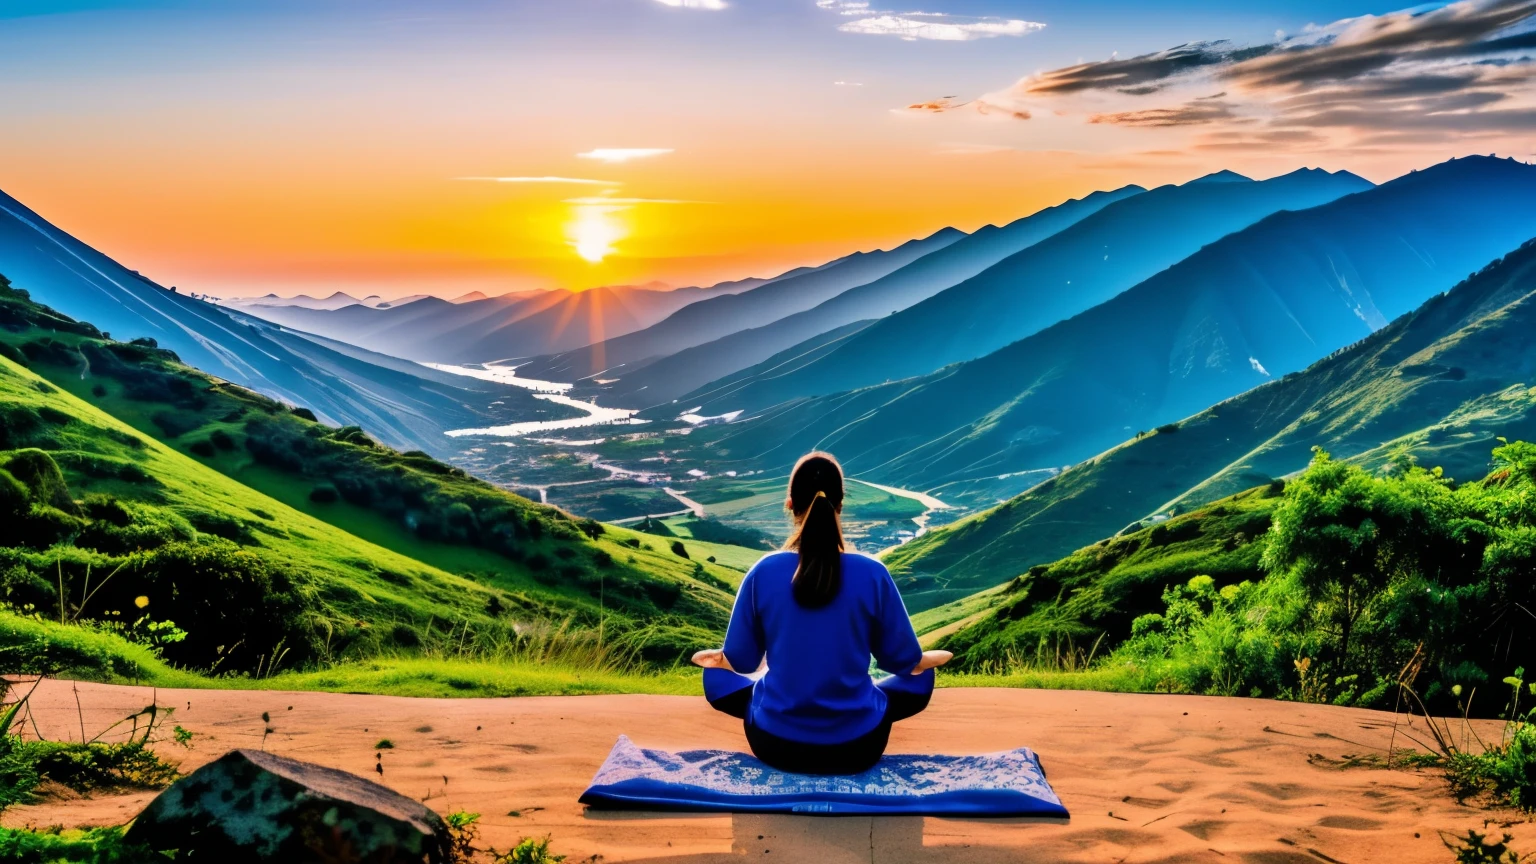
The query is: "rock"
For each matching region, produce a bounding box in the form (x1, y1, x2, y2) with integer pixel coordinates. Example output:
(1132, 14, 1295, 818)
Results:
(126, 748, 451, 863)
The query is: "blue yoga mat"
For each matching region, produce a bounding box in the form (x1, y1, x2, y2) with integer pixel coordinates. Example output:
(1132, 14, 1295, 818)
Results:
(579, 735, 1068, 816)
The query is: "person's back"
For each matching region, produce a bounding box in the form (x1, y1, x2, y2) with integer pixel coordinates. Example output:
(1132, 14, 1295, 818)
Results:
(693, 451, 951, 775)
(724, 550, 921, 743)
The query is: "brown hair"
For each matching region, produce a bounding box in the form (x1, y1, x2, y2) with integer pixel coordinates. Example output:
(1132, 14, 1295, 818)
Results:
(784, 451, 845, 608)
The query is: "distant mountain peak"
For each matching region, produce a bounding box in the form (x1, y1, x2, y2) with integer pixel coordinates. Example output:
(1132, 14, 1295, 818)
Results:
(450, 291, 489, 304)
(1186, 170, 1253, 185)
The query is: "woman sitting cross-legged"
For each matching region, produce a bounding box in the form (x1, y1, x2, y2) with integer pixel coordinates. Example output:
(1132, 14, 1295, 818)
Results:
(692, 451, 952, 775)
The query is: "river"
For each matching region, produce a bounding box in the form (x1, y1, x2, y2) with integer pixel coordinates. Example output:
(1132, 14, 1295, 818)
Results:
(429, 361, 952, 538)
(424, 362, 646, 438)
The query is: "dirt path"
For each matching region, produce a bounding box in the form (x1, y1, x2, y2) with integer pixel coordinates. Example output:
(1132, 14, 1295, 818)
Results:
(4, 679, 1528, 863)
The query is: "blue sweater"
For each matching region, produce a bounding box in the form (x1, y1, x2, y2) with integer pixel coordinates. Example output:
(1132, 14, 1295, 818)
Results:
(722, 551, 923, 745)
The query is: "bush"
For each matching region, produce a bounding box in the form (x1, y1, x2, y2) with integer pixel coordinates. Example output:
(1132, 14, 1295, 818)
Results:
(308, 484, 339, 504)
(188, 440, 216, 458)
(0, 449, 75, 513)
(186, 511, 257, 545)
(670, 541, 689, 560)
(90, 542, 316, 672)
(0, 826, 162, 862)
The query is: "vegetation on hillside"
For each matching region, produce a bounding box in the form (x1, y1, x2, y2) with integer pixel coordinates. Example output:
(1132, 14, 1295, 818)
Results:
(938, 444, 1535, 718)
(0, 274, 745, 687)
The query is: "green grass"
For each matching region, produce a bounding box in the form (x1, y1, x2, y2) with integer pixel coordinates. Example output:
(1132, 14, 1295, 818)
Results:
(0, 280, 761, 680)
(655, 517, 767, 571)
(937, 666, 1159, 692)
(260, 658, 700, 698)
(0, 608, 699, 698)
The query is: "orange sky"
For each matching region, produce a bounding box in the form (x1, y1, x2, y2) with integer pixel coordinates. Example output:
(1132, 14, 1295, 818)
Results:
(3, 1, 1532, 299)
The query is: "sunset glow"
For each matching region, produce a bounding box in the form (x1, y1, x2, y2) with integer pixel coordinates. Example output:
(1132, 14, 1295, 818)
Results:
(2, 1, 1532, 299)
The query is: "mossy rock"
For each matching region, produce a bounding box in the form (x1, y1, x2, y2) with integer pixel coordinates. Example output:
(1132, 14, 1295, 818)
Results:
(126, 749, 450, 862)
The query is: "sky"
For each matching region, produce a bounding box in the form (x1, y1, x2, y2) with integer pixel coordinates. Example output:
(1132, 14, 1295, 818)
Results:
(1, 0, 1533, 299)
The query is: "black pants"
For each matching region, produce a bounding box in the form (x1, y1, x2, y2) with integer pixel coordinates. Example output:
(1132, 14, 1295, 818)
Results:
(705, 670, 934, 775)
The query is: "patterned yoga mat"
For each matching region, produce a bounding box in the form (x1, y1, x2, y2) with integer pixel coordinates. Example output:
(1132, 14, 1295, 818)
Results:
(579, 735, 1069, 816)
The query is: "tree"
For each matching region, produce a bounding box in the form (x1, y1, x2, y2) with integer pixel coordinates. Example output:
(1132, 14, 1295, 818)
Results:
(1261, 448, 1462, 665)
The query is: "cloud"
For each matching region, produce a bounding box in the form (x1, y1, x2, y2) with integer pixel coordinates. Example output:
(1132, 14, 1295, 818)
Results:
(909, 0, 1536, 151)
(576, 148, 674, 163)
(1026, 42, 1271, 95)
(456, 176, 618, 185)
(817, 1, 1043, 42)
(1091, 95, 1241, 127)
(653, 0, 726, 9)
(903, 96, 1029, 119)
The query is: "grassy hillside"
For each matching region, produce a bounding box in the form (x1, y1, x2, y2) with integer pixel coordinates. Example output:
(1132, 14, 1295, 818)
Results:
(926, 486, 1282, 669)
(0, 275, 745, 686)
(0, 187, 576, 454)
(887, 232, 1536, 607)
(929, 440, 1535, 717)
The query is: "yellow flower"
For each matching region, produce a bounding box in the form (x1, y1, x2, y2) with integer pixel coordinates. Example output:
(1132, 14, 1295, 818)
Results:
(134, 595, 150, 609)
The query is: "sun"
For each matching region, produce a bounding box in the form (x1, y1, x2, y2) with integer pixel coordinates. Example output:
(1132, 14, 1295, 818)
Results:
(567, 202, 627, 263)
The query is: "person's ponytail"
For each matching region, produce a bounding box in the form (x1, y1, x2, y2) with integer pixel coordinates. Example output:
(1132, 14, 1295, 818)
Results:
(785, 454, 845, 608)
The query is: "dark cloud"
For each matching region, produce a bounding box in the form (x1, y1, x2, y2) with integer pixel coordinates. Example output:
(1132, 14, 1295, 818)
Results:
(1025, 42, 1273, 95)
(1282, 103, 1536, 131)
(1020, 0, 1536, 97)
(1090, 98, 1242, 127)
(912, 0, 1536, 150)
(1229, 0, 1536, 89)
(1194, 129, 1327, 150)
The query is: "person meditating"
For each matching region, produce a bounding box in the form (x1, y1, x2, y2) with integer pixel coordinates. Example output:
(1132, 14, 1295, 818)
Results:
(692, 451, 952, 775)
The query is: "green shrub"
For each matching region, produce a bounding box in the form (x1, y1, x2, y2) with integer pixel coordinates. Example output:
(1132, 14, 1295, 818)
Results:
(89, 541, 317, 672)
(0, 449, 75, 513)
(495, 835, 565, 864)
(0, 469, 27, 519)
(0, 825, 163, 863)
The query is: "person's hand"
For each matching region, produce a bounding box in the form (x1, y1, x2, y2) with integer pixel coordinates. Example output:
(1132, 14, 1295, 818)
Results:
(910, 649, 953, 675)
(692, 648, 732, 670)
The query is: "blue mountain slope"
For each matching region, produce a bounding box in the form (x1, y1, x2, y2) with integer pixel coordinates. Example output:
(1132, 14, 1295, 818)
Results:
(586, 185, 1147, 408)
(515, 227, 969, 383)
(678, 156, 1536, 506)
(0, 189, 562, 453)
(685, 167, 1374, 414)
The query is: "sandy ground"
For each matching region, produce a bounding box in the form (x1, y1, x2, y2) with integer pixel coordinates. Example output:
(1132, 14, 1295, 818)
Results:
(3, 678, 1530, 863)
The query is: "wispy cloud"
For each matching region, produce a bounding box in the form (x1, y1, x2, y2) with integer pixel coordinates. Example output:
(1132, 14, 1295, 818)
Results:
(1091, 94, 1241, 127)
(817, 1, 1043, 42)
(904, 0, 1536, 149)
(456, 176, 619, 185)
(653, 0, 727, 9)
(576, 148, 675, 163)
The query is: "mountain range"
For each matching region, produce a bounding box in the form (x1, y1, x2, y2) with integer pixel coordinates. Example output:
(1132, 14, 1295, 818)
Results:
(577, 185, 1148, 407)
(662, 157, 1536, 518)
(238, 279, 750, 363)
(662, 167, 1374, 416)
(514, 227, 969, 383)
(885, 174, 1536, 608)
(0, 188, 568, 453)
